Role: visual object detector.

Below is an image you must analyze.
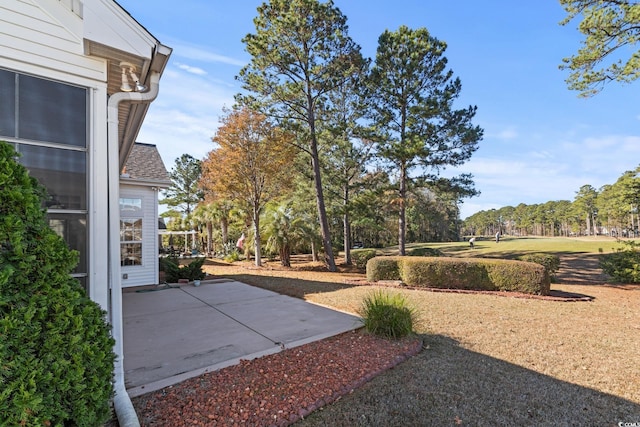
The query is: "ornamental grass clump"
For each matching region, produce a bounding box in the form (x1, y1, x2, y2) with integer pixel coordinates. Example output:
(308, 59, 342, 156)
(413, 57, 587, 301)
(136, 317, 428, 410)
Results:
(358, 290, 416, 339)
(0, 142, 115, 426)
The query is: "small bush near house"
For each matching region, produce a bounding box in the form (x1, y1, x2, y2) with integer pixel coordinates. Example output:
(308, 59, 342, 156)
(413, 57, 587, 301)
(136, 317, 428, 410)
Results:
(351, 249, 377, 269)
(0, 142, 115, 426)
(518, 253, 560, 281)
(600, 241, 640, 283)
(162, 256, 206, 283)
(358, 290, 416, 339)
(367, 256, 550, 295)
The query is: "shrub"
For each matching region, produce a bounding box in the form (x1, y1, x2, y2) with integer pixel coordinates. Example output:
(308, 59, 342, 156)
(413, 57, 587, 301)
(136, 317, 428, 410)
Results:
(401, 257, 493, 290)
(358, 290, 416, 339)
(0, 141, 115, 426)
(162, 256, 206, 282)
(407, 247, 443, 257)
(518, 253, 560, 281)
(351, 249, 377, 269)
(600, 241, 640, 283)
(181, 257, 206, 281)
(366, 256, 550, 295)
(224, 250, 241, 263)
(366, 256, 402, 282)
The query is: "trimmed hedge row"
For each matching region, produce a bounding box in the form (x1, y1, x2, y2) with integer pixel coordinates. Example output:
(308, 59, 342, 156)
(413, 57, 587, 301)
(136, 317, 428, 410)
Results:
(351, 249, 378, 269)
(517, 253, 560, 281)
(366, 256, 550, 295)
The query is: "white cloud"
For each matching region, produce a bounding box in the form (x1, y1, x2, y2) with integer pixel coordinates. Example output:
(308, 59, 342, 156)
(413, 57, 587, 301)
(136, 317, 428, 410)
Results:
(168, 40, 247, 67)
(135, 62, 237, 167)
(175, 62, 207, 76)
(529, 150, 554, 159)
(459, 132, 640, 218)
(493, 127, 518, 140)
(562, 134, 640, 175)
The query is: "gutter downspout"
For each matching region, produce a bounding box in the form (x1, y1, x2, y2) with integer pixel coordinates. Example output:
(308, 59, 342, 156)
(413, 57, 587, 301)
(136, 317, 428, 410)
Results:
(107, 72, 160, 427)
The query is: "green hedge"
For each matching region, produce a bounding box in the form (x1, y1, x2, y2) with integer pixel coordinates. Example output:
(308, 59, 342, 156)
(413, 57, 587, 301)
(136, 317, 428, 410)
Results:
(407, 247, 443, 257)
(600, 245, 640, 283)
(517, 253, 560, 281)
(367, 256, 550, 295)
(351, 249, 378, 269)
(0, 142, 115, 426)
(366, 256, 402, 281)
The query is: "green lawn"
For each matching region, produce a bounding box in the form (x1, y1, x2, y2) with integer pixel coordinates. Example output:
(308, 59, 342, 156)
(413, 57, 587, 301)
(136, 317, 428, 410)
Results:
(403, 235, 626, 259)
(200, 238, 639, 425)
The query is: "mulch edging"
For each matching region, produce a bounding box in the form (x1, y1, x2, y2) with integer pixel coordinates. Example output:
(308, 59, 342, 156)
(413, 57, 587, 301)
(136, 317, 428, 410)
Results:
(343, 279, 594, 302)
(127, 331, 424, 427)
(288, 335, 423, 425)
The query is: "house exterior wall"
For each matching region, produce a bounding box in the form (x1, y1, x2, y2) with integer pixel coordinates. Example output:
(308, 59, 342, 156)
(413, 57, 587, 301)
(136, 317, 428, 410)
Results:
(0, 0, 110, 310)
(119, 184, 160, 288)
(0, 0, 106, 82)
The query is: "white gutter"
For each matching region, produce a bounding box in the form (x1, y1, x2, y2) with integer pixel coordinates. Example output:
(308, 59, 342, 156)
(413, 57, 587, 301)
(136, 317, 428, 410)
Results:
(107, 72, 161, 427)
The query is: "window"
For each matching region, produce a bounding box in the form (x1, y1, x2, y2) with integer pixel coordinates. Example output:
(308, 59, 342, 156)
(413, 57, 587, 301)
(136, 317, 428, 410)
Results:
(48, 214, 87, 275)
(120, 219, 143, 266)
(120, 197, 143, 266)
(19, 144, 86, 210)
(120, 197, 142, 213)
(0, 69, 16, 137)
(18, 73, 87, 146)
(0, 68, 89, 289)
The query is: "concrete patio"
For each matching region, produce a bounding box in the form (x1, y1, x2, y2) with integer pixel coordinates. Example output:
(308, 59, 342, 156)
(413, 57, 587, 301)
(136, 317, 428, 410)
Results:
(122, 279, 361, 397)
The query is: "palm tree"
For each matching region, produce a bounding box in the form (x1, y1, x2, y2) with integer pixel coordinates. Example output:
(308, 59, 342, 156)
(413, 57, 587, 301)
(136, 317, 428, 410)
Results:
(262, 203, 309, 267)
(192, 199, 236, 256)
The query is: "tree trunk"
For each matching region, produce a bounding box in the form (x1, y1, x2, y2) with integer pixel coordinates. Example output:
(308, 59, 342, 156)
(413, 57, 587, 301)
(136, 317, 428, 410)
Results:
(398, 163, 407, 256)
(280, 245, 291, 267)
(253, 206, 262, 267)
(311, 240, 318, 262)
(343, 184, 351, 265)
(309, 123, 337, 271)
(206, 220, 213, 256)
(221, 217, 229, 245)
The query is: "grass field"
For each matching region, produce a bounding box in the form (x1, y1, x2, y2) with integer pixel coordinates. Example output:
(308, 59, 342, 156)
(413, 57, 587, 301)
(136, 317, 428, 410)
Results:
(406, 235, 626, 258)
(202, 236, 640, 425)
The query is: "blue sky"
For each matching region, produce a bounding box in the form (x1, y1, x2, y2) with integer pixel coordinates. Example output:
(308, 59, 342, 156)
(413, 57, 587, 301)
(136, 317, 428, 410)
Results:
(117, 0, 640, 219)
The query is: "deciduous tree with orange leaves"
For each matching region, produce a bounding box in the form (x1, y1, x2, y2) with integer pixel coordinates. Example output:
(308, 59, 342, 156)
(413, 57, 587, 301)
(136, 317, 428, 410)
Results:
(200, 107, 296, 266)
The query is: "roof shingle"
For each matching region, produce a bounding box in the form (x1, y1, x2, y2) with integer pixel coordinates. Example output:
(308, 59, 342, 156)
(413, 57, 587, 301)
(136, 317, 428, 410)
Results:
(121, 142, 172, 187)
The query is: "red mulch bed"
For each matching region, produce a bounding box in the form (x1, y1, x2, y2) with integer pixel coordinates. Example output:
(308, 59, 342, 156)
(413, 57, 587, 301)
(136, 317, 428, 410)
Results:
(114, 330, 421, 427)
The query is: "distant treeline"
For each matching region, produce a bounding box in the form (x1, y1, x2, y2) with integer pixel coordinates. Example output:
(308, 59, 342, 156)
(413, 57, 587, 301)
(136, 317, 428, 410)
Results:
(463, 167, 640, 238)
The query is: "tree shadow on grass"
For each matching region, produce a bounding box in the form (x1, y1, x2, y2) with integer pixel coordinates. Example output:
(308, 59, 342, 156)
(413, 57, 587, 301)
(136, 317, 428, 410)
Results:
(218, 273, 355, 299)
(220, 271, 599, 303)
(298, 334, 640, 426)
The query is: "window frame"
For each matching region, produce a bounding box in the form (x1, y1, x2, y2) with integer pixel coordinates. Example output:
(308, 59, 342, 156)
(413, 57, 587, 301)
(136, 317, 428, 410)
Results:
(120, 197, 144, 267)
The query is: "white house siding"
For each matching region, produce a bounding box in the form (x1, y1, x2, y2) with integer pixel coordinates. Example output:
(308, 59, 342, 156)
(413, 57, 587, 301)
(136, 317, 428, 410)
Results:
(0, 0, 105, 82)
(0, 1, 111, 310)
(83, 0, 158, 59)
(119, 185, 159, 288)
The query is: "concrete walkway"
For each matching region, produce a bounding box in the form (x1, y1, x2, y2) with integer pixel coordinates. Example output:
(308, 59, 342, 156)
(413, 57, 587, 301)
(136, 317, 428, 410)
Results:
(122, 279, 361, 397)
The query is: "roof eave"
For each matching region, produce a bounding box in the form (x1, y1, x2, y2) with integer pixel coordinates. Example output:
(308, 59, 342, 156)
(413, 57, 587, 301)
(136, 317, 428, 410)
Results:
(120, 176, 173, 189)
